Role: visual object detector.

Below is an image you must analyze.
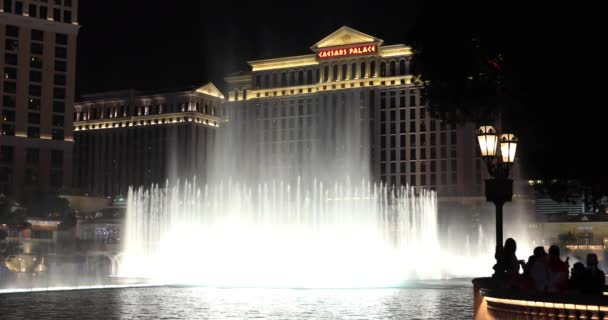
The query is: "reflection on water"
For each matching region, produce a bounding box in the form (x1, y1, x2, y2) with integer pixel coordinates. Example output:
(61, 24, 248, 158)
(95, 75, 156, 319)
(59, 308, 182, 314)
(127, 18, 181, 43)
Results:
(0, 280, 472, 319)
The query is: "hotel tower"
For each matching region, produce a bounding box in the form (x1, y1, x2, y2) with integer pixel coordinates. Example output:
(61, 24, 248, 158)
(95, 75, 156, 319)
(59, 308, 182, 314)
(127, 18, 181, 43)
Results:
(0, 0, 79, 197)
(224, 26, 486, 197)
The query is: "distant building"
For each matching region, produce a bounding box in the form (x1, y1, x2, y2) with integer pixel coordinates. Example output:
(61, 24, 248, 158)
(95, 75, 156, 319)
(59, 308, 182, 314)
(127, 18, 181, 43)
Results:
(0, 0, 79, 197)
(536, 197, 585, 216)
(223, 26, 493, 196)
(72, 83, 225, 196)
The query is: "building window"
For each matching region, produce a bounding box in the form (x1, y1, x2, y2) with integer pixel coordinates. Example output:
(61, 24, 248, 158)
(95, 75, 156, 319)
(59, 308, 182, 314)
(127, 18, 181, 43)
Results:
(26, 148, 39, 165)
(2, 110, 15, 122)
(1, 124, 15, 136)
(27, 126, 40, 138)
(53, 8, 60, 21)
(360, 62, 366, 78)
(28, 4, 37, 17)
(5, 39, 18, 52)
(28, 112, 40, 125)
(63, 10, 71, 23)
(3, 0, 12, 13)
(332, 64, 338, 81)
(30, 70, 42, 83)
(370, 61, 376, 76)
(55, 47, 67, 59)
(390, 61, 396, 77)
(3, 95, 16, 108)
(15, 1, 23, 14)
(276, 72, 284, 87)
(307, 69, 313, 84)
(40, 6, 47, 18)
(31, 42, 44, 55)
(53, 101, 65, 113)
(55, 60, 67, 72)
(4, 67, 17, 80)
(50, 171, 62, 189)
(29, 85, 42, 97)
(341, 64, 347, 80)
(298, 70, 304, 84)
(52, 128, 64, 140)
(3, 81, 16, 93)
(255, 75, 261, 89)
(52, 87, 65, 99)
(380, 62, 386, 77)
(31, 29, 44, 41)
(0, 146, 14, 164)
(28, 98, 40, 110)
(52, 115, 63, 127)
(289, 72, 295, 86)
(51, 150, 63, 168)
(56, 33, 68, 45)
(5, 25, 19, 37)
(400, 60, 406, 75)
(263, 74, 270, 88)
(31, 57, 43, 69)
(54, 74, 66, 86)
(323, 65, 329, 82)
(5, 53, 17, 65)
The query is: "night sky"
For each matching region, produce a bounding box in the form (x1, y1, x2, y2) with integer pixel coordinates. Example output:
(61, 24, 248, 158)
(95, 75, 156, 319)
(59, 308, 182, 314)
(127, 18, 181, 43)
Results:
(76, 1, 607, 191)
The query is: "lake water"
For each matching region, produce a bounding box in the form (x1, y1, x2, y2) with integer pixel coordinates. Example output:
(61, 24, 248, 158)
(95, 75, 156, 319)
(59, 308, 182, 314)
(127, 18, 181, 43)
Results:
(0, 279, 473, 319)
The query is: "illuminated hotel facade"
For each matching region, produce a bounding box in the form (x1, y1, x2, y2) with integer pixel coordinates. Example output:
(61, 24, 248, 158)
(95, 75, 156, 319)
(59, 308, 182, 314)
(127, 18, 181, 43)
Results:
(225, 27, 486, 196)
(0, 0, 79, 197)
(72, 83, 224, 196)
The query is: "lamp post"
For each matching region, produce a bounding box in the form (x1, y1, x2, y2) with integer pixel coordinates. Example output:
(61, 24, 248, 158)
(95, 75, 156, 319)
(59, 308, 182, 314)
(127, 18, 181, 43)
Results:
(476, 126, 518, 278)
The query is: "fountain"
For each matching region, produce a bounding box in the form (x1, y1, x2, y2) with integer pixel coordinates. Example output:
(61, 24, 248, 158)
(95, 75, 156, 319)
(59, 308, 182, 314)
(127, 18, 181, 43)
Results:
(118, 96, 504, 288)
(121, 179, 440, 288)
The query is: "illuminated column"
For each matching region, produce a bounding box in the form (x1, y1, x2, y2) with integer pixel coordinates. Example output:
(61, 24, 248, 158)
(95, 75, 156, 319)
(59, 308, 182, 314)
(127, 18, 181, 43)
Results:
(335, 63, 341, 82)
(344, 62, 349, 80)
(374, 58, 380, 77)
(319, 64, 325, 83)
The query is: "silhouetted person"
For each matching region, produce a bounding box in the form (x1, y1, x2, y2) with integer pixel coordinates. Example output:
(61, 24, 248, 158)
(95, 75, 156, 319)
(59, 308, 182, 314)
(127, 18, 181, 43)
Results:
(568, 262, 586, 293)
(504, 238, 524, 276)
(525, 246, 548, 292)
(581, 253, 605, 295)
(547, 245, 568, 293)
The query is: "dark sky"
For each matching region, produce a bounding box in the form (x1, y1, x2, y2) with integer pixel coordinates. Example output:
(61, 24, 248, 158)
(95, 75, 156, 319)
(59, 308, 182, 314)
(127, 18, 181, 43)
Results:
(76, 1, 608, 191)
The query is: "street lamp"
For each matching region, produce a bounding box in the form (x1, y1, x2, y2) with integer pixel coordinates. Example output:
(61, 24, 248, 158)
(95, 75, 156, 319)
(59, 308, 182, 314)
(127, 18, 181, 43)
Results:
(476, 126, 518, 278)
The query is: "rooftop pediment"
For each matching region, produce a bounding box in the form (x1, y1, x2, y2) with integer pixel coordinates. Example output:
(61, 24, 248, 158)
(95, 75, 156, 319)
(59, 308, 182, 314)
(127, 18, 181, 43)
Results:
(311, 26, 383, 51)
(196, 82, 225, 99)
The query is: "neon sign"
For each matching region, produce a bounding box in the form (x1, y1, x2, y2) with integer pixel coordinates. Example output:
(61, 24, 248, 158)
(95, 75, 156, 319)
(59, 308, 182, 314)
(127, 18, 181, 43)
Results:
(317, 44, 378, 59)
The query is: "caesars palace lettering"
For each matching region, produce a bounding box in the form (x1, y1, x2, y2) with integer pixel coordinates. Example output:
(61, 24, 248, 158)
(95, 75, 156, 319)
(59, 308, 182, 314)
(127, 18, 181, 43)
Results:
(317, 44, 378, 59)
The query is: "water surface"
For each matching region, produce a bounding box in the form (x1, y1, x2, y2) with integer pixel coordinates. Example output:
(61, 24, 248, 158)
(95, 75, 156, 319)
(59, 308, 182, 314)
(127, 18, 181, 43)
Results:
(0, 279, 473, 319)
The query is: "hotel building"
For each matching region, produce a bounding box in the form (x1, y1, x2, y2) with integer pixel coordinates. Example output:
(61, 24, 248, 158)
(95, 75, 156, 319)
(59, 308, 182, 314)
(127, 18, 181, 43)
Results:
(0, 0, 78, 197)
(224, 26, 487, 197)
(72, 83, 224, 196)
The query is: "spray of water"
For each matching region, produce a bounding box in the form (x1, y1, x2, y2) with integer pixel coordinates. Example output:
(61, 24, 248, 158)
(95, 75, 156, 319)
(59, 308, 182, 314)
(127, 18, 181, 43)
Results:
(121, 179, 444, 288)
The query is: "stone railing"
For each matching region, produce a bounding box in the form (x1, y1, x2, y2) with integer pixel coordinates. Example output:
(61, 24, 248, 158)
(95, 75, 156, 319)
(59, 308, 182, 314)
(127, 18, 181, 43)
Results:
(473, 277, 608, 320)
